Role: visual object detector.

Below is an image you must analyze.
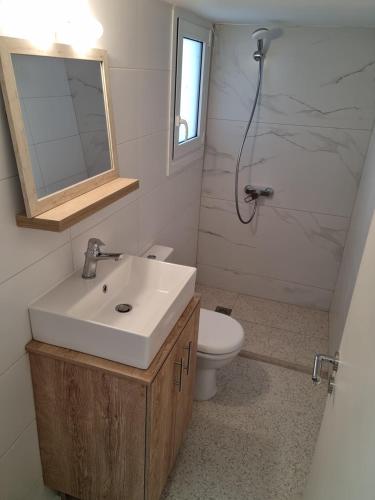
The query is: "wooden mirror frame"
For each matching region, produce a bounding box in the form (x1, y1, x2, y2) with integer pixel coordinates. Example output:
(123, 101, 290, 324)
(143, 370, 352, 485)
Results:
(0, 36, 120, 217)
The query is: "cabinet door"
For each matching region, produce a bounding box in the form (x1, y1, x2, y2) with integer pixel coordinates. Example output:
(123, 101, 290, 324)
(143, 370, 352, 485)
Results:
(173, 307, 199, 460)
(147, 339, 180, 500)
(146, 306, 200, 500)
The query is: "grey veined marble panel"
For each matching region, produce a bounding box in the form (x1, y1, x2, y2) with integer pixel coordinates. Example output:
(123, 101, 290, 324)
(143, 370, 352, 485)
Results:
(203, 119, 370, 216)
(198, 197, 348, 291)
(198, 24, 374, 308)
(197, 263, 333, 310)
(209, 25, 375, 130)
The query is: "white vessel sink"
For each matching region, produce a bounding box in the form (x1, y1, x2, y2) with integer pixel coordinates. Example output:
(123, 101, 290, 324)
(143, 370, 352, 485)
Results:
(29, 255, 196, 369)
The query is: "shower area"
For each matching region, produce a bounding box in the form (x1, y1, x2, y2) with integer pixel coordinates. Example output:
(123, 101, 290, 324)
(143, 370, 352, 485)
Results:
(196, 24, 375, 368)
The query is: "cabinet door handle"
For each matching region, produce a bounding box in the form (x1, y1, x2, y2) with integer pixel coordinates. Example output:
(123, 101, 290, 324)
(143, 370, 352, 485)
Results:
(174, 359, 183, 392)
(184, 341, 192, 375)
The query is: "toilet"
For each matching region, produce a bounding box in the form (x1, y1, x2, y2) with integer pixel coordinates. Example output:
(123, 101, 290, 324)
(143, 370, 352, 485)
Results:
(195, 308, 244, 400)
(143, 245, 245, 401)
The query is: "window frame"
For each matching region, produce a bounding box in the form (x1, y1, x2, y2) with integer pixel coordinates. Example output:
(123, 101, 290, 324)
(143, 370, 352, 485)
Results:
(167, 11, 212, 176)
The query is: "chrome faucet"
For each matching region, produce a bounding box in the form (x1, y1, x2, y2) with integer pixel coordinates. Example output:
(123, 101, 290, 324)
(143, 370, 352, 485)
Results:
(82, 238, 123, 279)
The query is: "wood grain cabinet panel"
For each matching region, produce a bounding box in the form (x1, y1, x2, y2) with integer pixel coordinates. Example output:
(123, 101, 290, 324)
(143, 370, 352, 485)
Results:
(146, 308, 199, 500)
(173, 310, 199, 462)
(27, 297, 200, 500)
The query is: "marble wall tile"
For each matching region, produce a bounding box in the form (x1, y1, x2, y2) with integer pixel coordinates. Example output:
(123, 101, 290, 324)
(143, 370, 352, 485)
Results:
(199, 24, 375, 306)
(203, 119, 370, 216)
(198, 263, 333, 310)
(209, 25, 375, 130)
(199, 197, 348, 290)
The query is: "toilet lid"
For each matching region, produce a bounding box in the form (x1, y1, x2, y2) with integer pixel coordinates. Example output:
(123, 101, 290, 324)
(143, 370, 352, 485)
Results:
(198, 308, 244, 355)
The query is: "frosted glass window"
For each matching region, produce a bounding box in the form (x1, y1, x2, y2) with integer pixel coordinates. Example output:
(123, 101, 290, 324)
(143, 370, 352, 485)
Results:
(178, 37, 203, 144)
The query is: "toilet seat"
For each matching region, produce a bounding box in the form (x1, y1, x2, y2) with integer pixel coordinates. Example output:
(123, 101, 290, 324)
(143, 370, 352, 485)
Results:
(198, 308, 244, 355)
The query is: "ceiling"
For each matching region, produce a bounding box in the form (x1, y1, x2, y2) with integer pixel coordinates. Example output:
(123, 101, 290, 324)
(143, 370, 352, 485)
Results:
(164, 0, 375, 27)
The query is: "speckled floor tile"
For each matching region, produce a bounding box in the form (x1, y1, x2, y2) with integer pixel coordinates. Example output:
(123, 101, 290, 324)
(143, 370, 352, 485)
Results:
(162, 357, 326, 500)
(241, 320, 328, 368)
(196, 284, 238, 311)
(232, 294, 328, 338)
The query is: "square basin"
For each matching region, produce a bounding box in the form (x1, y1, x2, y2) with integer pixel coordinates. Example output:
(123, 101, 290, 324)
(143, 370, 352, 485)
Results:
(29, 255, 196, 369)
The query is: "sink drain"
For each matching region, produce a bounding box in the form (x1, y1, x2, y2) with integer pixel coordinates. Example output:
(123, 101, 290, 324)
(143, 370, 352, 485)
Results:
(115, 304, 133, 313)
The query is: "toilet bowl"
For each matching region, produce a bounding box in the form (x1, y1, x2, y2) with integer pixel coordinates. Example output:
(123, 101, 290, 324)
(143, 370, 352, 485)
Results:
(141, 245, 244, 401)
(195, 308, 244, 401)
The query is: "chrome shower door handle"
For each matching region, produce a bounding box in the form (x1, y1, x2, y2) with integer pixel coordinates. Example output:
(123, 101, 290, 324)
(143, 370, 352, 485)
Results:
(312, 352, 339, 394)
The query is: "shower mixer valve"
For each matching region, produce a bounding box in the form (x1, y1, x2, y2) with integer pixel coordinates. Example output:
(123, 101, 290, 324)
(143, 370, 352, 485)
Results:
(244, 185, 274, 202)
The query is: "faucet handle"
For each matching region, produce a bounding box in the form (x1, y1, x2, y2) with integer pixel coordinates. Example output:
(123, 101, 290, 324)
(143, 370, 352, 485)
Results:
(86, 238, 105, 256)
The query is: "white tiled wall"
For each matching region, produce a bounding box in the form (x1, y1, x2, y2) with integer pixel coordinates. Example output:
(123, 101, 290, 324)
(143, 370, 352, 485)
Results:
(330, 125, 375, 353)
(0, 0, 205, 497)
(197, 24, 375, 310)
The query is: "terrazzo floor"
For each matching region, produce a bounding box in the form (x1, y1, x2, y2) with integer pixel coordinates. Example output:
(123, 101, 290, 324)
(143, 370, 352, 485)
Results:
(162, 357, 326, 500)
(161, 285, 328, 500)
(196, 284, 329, 371)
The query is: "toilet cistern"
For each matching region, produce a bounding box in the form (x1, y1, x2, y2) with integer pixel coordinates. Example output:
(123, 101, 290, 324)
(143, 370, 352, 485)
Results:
(82, 238, 123, 279)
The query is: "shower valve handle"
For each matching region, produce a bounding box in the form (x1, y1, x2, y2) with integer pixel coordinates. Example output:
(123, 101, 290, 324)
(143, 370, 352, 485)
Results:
(244, 187, 259, 202)
(244, 185, 274, 202)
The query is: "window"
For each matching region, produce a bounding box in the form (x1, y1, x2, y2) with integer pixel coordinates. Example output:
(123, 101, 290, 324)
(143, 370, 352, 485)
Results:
(168, 15, 211, 175)
(178, 37, 203, 144)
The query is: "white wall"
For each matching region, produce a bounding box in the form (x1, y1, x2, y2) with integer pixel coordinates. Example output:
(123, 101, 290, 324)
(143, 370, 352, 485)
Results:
(197, 24, 375, 310)
(0, 0, 204, 497)
(330, 126, 375, 353)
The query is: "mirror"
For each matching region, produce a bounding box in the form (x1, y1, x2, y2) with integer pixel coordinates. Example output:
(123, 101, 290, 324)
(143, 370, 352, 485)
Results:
(12, 55, 111, 198)
(0, 38, 119, 217)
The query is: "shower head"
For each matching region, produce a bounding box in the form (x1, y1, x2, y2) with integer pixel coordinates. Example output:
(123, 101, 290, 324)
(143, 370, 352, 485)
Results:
(251, 28, 270, 41)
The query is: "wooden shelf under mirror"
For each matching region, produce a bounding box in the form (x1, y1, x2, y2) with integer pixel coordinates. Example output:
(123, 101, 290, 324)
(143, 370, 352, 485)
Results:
(16, 177, 139, 232)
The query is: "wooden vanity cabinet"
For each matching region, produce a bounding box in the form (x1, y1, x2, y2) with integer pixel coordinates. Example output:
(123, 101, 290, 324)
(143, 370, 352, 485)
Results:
(27, 296, 200, 500)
